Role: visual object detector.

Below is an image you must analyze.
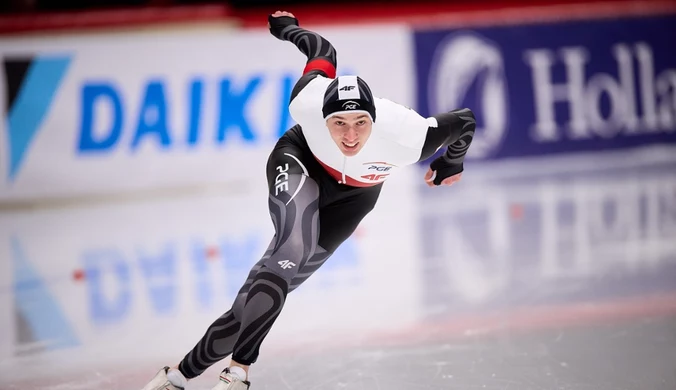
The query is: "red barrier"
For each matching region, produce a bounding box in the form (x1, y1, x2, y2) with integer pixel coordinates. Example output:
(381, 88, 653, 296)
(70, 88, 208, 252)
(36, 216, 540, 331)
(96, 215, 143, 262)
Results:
(235, 0, 676, 28)
(0, 4, 234, 36)
(0, 0, 674, 35)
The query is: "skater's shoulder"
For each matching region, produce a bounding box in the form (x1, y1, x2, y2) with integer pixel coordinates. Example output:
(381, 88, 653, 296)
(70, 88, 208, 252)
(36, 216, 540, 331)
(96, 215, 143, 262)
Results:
(373, 97, 431, 145)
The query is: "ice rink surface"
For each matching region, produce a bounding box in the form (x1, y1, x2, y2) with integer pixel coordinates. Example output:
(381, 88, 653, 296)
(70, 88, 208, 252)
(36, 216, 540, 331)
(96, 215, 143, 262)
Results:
(1, 149, 675, 390)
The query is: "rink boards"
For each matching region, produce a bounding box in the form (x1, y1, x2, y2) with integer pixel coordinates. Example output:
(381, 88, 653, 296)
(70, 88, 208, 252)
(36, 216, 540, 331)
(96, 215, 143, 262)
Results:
(0, 13, 674, 201)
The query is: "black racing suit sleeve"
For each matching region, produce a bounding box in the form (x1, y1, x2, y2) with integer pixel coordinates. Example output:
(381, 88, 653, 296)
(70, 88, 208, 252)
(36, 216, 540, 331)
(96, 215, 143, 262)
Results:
(268, 14, 338, 102)
(418, 108, 477, 185)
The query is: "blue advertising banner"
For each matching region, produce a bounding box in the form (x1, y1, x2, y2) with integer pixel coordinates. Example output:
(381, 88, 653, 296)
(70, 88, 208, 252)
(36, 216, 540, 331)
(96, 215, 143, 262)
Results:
(414, 15, 676, 161)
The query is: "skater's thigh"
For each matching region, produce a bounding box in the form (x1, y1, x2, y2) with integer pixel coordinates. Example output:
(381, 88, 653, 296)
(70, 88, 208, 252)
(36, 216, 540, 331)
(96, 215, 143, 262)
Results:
(266, 141, 310, 185)
(262, 142, 321, 280)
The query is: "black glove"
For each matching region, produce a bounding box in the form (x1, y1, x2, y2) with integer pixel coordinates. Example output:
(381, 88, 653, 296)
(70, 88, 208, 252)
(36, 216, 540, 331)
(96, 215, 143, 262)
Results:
(268, 14, 299, 40)
(429, 153, 464, 186)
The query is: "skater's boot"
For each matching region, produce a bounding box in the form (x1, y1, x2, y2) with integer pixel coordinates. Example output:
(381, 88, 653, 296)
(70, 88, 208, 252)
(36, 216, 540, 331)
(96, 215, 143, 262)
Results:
(211, 367, 251, 390)
(141, 366, 188, 390)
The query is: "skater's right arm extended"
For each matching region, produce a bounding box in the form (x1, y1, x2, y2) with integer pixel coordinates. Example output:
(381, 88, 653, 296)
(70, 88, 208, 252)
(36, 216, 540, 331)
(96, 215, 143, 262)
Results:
(268, 11, 337, 102)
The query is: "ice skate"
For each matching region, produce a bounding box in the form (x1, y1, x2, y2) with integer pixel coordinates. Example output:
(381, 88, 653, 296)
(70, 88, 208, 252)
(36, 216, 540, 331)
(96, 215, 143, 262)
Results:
(141, 366, 187, 390)
(211, 367, 251, 390)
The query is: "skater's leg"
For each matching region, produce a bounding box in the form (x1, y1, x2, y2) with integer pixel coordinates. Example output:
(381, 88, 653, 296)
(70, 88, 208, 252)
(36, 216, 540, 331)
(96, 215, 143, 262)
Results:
(288, 183, 383, 291)
(229, 181, 385, 370)
(176, 242, 275, 379)
(175, 144, 321, 380)
(229, 151, 321, 370)
(166, 146, 382, 387)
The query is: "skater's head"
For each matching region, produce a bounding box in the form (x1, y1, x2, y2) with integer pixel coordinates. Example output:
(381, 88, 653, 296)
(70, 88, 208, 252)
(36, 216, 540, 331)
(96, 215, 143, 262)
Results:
(322, 75, 375, 157)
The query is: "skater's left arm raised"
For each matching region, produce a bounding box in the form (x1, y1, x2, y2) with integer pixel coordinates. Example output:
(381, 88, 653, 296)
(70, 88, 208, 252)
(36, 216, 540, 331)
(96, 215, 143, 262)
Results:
(267, 11, 337, 104)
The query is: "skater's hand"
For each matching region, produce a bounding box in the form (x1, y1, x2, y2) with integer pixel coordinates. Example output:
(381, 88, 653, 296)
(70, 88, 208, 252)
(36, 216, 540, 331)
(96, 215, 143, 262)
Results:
(270, 10, 296, 20)
(424, 169, 462, 187)
(424, 153, 464, 187)
(268, 11, 298, 40)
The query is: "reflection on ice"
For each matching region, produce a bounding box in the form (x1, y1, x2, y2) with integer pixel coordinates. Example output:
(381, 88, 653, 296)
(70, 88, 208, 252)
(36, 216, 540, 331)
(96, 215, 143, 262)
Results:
(1, 154, 675, 389)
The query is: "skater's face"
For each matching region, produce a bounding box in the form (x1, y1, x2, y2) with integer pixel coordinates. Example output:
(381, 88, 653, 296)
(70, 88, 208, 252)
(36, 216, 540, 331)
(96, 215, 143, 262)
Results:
(326, 113, 373, 156)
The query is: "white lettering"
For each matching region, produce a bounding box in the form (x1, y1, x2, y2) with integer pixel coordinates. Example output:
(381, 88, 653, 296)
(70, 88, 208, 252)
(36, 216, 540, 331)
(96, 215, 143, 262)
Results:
(614, 44, 639, 133)
(274, 163, 289, 195)
(525, 48, 587, 141)
(585, 73, 625, 138)
(526, 42, 676, 141)
(655, 70, 676, 130)
(636, 43, 659, 131)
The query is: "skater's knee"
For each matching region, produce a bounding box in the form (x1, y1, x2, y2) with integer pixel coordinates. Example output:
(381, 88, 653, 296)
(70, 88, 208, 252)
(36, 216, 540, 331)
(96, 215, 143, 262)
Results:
(245, 267, 289, 304)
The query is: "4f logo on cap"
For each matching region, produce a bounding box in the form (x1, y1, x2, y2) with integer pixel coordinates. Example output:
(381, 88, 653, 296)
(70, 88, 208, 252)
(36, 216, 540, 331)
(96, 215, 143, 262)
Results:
(342, 100, 360, 110)
(339, 85, 355, 91)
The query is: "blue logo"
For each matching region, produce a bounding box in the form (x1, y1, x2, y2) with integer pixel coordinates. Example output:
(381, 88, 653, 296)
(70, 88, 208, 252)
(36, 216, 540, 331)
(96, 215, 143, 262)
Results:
(4, 55, 71, 182)
(75, 68, 356, 155)
(3, 57, 352, 182)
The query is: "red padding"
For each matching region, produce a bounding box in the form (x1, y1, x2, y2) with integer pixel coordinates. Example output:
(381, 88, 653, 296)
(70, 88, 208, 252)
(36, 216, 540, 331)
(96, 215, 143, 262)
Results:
(303, 58, 337, 79)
